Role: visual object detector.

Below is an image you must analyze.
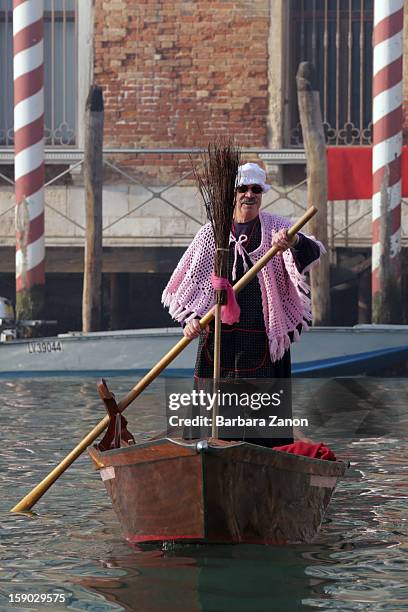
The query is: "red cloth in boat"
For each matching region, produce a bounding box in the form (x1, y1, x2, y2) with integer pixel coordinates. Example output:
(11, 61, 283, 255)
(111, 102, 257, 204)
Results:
(272, 440, 336, 461)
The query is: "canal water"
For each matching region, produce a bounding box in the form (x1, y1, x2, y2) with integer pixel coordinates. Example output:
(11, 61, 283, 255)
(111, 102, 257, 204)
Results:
(0, 376, 407, 611)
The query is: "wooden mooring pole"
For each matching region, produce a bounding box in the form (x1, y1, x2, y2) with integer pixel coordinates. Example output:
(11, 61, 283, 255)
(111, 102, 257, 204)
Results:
(82, 85, 104, 332)
(296, 62, 331, 326)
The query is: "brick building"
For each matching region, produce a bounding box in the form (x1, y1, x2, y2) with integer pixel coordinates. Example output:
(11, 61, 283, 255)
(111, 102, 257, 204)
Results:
(0, 1, 408, 330)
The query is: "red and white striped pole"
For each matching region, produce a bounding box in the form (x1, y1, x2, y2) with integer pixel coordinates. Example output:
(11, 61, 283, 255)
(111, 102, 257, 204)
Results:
(13, 0, 45, 320)
(372, 0, 404, 322)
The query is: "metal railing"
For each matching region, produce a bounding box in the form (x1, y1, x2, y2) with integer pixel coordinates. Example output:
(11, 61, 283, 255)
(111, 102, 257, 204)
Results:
(0, 148, 307, 165)
(0, 148, 406, 251)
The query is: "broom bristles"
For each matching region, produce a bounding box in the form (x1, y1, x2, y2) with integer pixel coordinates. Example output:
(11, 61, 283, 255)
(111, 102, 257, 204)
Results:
(192, 139, 241, 278)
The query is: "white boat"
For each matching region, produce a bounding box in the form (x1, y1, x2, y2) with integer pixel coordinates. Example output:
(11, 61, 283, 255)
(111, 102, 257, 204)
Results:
(0, 325, 407, 377)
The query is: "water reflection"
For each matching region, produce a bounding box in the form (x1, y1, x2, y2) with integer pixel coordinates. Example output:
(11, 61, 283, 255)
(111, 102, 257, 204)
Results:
(79, 545, 315, 612)
(0, 377, 407, 611)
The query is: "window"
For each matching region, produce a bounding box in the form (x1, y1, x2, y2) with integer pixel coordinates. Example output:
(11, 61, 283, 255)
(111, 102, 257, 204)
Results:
(0, 0, 77, 146)
(290, 0, 373, 146)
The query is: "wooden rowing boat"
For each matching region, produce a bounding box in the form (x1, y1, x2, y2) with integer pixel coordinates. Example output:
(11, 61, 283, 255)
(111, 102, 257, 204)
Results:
(88, 437, 346, 545)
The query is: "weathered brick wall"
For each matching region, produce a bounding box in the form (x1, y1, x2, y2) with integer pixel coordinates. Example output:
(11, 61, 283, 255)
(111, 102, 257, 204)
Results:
(94, 0, 270, 162)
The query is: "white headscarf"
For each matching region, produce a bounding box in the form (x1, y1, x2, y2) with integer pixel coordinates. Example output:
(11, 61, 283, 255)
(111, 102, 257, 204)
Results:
(236, 162, 271, 193)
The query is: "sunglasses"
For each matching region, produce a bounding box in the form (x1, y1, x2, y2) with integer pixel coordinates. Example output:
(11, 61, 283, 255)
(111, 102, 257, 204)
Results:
(236, 184, 263, 194)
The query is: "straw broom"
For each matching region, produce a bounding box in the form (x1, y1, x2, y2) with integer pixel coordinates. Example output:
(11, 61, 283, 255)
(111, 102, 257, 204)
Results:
(193, 140, 241, 438)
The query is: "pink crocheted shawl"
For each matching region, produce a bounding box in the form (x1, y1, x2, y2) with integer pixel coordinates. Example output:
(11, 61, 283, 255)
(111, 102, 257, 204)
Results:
(162, 211, 325, 362)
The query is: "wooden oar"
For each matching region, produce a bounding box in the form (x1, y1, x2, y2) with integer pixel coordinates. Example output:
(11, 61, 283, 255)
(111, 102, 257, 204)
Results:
(10, 206, 317, 513)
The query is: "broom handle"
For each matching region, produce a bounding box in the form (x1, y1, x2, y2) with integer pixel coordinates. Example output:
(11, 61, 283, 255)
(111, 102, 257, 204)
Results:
(212, 302, 222, 438)
(211, 245, 228, 439)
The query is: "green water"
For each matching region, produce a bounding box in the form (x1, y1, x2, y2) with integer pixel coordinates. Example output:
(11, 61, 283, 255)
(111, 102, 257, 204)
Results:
(0, 377, 407, 611)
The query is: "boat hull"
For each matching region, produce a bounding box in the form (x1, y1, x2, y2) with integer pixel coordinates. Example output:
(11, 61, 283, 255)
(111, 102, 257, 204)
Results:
(89, 438, 346, 545)
(1, 325, 408, 377)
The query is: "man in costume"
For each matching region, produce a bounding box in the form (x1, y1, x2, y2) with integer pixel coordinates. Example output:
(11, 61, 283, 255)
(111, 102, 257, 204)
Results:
(162, 162, 324, 446)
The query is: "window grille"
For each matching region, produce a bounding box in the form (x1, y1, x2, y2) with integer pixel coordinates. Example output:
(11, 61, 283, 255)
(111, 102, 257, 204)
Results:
(0, 0, 77, 146)
(290, 0, 373, 146)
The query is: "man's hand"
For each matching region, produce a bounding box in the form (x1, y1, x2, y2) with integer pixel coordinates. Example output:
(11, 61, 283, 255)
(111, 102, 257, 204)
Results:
(183, 319, 208, 339)
(272, 229, 299, 252)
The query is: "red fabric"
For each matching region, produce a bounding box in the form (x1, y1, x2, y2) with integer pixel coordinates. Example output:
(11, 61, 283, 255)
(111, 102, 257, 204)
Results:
(211, 273, 240, 325)
(327, 146, 408, 200)
(272, 440, 336, 461)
